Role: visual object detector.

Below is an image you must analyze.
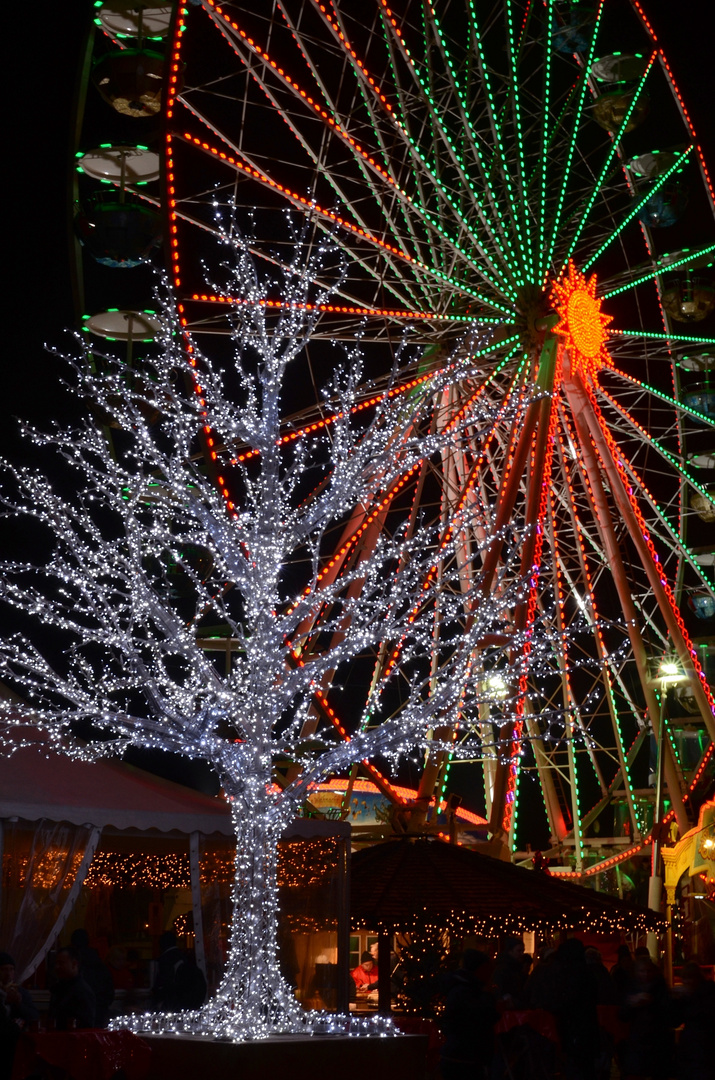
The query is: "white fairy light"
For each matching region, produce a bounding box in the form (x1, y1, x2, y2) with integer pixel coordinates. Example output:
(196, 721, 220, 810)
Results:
(0, 231, 541, 1041)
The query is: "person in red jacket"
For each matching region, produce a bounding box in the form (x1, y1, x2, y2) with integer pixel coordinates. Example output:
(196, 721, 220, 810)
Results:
(351, 951, 379, 997)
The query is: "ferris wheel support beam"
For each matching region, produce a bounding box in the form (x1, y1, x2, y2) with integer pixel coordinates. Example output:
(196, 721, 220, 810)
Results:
(553, 433, 642, 841)
(563, 372, 690, 834)
(479, 337, 557, 596)
(485, 335, 559, 838)
(523, 704, 570, 845)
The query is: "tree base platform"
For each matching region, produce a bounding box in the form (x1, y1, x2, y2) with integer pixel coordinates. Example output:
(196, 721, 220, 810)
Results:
(142, 1031, 429, 1080)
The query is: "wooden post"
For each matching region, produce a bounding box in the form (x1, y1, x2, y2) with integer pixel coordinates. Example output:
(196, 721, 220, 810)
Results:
(377, 927, 392, 1016)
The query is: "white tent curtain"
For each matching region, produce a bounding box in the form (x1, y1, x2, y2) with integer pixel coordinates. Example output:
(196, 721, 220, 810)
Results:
(189, 831, 207, 979)
(0, 818, 100, 983)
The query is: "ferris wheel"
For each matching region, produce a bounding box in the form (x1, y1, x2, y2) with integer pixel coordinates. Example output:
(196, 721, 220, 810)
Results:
(83, 0, 715, 868)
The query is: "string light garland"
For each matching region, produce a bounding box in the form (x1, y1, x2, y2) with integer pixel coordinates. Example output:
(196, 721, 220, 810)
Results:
(78, 838, 342, 890)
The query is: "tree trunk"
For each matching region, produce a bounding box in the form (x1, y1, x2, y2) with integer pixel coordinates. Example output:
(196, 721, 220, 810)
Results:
(201, 792, 305, 1037)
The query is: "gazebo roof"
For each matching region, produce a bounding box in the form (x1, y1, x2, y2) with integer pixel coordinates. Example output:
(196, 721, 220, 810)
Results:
(351, 837, 663, 933)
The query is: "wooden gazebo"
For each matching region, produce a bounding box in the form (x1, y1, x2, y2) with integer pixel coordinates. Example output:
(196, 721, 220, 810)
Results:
(351, 838, 663, 1011)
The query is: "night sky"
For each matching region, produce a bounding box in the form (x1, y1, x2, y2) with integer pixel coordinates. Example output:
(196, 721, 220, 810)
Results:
(7, 1, 713, 443)
(5, 1, 715, 822)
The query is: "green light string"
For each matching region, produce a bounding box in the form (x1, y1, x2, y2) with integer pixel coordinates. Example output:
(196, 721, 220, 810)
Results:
(212, 0, 514, 313)
(610, 329, 715, 345)
(370, 5, 527, 293)
(376, 4, 524, 289)
(602, 243, 715, 300)
(596, 384, 715, 579)
(505, 0, 535, 271)
(528, 77, 582, 193)
(583, 146, 694, 272)
(544, 0, 606, 275)
(421, 2, 525, 290)
(560, 50, 657, 273)
(603, 360, 715, 430)
(466, 0, 536, 281)
(327, 12, 450, 304)
(538, 0, 555, 283)
(396, 9, 526, 290)
(289, 5, 438, 310)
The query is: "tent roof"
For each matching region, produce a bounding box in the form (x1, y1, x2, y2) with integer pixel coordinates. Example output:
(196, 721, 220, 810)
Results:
(351, 838, 663, 933)
(0, 739, 234, 835)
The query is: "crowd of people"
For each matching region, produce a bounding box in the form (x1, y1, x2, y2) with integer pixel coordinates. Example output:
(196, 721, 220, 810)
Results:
(0, 929, 206, 1079)
(2, 928, 712, 1080)
(439, 938, 713, 1080)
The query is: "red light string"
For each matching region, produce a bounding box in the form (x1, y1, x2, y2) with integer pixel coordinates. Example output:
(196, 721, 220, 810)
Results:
(502, 352, 560, 836)
(189, 292, 483, 326)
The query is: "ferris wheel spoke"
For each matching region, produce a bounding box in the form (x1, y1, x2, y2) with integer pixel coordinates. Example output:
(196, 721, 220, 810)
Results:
(540, 0, 605, 274)
(602, 243, 715, 301)
(597, 378, 715, 502)
(175, 108, 432, 314)
(465, 0, 537, 280)
(176, 130, 517, 316)
(579, 382, 715, 739)
(306, 0, 524, 289)
(546, 510, 610, 802)
(558, 52, 657, 275)
(207, 2, 473, 300)
(609, 329, 715, 347)
(549, 524, 641, 834)
(283, 5, 448, 286)
(535, 0, 555, 282)
(419, 2, 528, 283)
(375, 2, 527, 285)
(582, 147, 695, 273)
(616, 450, 713, 598)
(557, 393, 691, 829)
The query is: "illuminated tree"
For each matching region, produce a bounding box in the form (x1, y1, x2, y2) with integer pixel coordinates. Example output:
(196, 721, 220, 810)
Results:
(0, 238, 530, 1039)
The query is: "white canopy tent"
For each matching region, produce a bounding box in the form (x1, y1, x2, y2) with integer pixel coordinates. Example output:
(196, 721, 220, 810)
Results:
(0, 733, 347, 989)
(0, 733, 231, 983)
(0, 735, 234, 836)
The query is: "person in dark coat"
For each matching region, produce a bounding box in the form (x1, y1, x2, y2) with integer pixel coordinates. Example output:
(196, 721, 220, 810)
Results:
(152, 931, 207, 1012)
(48, 947, 96, 1030)
(619, 955, 674, 1080)
(585, 947, 618, 1080)
(549, 938, 599, 1080)
(70, 929, 115, 1027)
(1, 951, 39, 1080)
(0, 952, 38, 1028)
(609, 944, 634, 1005)
(525, 946, 559, 1011)
(492, 936, 527, 1008)
(440, 950, 498, 1080)
(671, 961, 715, 1080)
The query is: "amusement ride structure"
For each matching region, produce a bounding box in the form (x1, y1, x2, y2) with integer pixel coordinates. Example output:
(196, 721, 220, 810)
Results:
(70, 0, 714, 880)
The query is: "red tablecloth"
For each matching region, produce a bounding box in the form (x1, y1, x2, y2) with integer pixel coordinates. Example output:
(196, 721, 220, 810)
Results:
(392, 1016, 444, 1072)
(597, 1004, 630, 1044)
(496, 1009, 560, 1045)
(12, 1028, 152, 1080)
